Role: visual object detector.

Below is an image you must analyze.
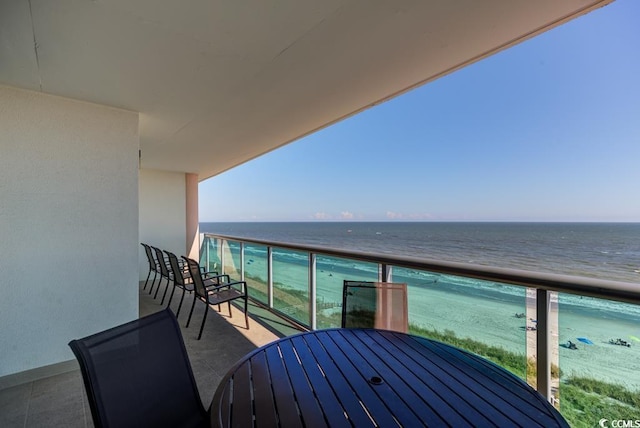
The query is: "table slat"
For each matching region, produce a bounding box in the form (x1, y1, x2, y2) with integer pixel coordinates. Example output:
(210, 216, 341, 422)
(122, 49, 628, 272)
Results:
(366, 330, 499, 426)
(384, 331, 523, 426)
(218, 383, 231, 428)
(303, 334, 377, 427)
(382, 331, 557, 427)
(264, 344, 303, 426)
(349, 329, 467, 426)
(248, 351, 279, 427)
(314, 330, 401, 427)
(333, 330, 437, 427)
(277, 340, 328, 428)
(429, 338, 557, 425)
(230, 360, 254, 427)
(290, 335, 354, 428)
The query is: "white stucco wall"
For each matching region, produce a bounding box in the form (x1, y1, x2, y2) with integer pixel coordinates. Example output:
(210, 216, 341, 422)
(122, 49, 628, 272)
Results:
(139, 169, 187, 280)
(0, 86, 139, 377)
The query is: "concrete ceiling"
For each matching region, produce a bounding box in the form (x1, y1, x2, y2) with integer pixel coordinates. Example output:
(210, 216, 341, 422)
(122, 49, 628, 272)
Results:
(0, 0, 613, 181)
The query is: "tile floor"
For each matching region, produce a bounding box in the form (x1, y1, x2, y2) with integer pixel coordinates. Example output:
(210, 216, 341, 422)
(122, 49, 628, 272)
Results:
(0, 281, 303, 427)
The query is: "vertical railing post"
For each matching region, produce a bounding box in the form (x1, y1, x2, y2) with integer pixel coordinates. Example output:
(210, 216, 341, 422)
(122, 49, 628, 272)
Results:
(267, 246, 273, 308)
(380, 264, 392, 282)
(205, 235, 210, 271)
(220, 239, 226, 275)
(309, 253, 317, 330)
(240, 242, 245, 281)
(536, 288, 551, 401)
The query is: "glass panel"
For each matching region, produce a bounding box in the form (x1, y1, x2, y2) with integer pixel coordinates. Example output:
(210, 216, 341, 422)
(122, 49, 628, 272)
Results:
(221, 240, 241, 281)
(244, 243, 268, 304)
(272, 248, 310, 326)
(557, 294, 640, 424)
(199, 236, 209, 266)
(392, 266, 528, 381)
(201, 236, 221, 274)
(315, 256, 378, 329)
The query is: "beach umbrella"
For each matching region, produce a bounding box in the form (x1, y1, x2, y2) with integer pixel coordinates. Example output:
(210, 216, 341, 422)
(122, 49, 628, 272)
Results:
(630, 335, 640, 343)
(577, 337, 594, 345)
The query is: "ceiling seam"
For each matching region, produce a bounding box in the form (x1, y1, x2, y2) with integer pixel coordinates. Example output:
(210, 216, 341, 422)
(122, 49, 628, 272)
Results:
(27, 0, 42, 91)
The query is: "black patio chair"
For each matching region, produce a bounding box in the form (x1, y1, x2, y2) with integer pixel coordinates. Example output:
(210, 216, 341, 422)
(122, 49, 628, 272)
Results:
(68, 308, 208, 428)
(140, 243, 160, 291)
(182, 256, 249, 340)
(342, 280, 409, 333)
(164, 250, 223, 317)
(163, 250, 194, 316)
(151, 246, 173, 300)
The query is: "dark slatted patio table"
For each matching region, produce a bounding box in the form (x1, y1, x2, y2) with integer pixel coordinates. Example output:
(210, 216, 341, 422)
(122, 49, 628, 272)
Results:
(210, 328, 569, 427)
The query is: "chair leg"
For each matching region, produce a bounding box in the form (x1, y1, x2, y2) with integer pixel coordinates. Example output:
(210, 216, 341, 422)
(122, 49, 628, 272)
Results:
(186, 296, 197, 328)
(244, 296, 249, 329)
(160, 279, 171, 305)
(154, 277, 164, 299)
(143, 270, 152, 290)
(176, 288, 187, 317)
(228, 301, 232, 318)
(165, 283, 177, 308)
(148, 271, 158, 295)
(197, 304, 209, 340)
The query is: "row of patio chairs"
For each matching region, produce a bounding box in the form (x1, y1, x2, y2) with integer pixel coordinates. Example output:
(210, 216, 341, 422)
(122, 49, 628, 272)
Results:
(141, 243, 249, 340)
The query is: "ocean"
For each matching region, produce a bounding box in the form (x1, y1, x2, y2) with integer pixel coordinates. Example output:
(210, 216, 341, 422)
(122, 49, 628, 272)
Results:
(200, 222, 640, 284)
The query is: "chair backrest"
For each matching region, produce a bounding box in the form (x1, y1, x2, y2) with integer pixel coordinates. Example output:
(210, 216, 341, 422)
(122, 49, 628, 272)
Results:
(141, 243, 157, 272)
(152, 246, 169, 277)
(342, 280, 409, 333)
(165, 250, 186, 286)
(182, 257, 208, 299)
(68, 308, 207, 428)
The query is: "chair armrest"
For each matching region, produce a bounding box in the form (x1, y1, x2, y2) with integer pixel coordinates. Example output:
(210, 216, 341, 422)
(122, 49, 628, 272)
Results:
(206, 281, 247, 293)
(202, 274, 231, 287)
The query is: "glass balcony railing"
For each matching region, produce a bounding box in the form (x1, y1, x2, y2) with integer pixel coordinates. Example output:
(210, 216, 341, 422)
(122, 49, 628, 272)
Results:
(200, 233, 640, 424)
(243, 243, 269, 304)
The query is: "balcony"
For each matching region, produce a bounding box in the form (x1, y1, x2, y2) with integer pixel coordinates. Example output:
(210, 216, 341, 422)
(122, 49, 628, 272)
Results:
(2, 234, 638, 426)
(1, 2, 625, 419)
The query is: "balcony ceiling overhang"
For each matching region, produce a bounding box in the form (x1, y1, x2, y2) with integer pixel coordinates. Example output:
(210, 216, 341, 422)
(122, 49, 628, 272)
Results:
(0, 0, 612, 181)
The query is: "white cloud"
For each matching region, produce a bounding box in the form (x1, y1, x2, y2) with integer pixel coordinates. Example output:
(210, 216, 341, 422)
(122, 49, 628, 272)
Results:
(312, 212, 331, 220)
(340, 211, 354, 219)
(408, 213, 435, 220)
(386, 211, 438, 220)
(386, 211, 403, 219)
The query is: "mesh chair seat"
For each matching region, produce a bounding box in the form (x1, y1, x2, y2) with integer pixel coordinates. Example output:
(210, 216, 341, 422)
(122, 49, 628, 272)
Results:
(182, 256, 249, 340)
(68, 309, 208, 428)
(205, 286, 245, 304)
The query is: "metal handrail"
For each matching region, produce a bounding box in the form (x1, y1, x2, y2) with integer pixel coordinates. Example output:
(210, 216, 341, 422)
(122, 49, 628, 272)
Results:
(205, 233, 640, 304)
(202, 232, 640, 402)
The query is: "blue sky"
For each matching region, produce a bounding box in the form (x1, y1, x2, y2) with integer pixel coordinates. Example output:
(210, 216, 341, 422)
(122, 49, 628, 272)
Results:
(200, 0, 640, 223)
